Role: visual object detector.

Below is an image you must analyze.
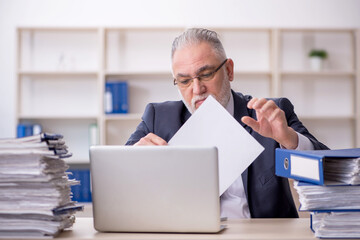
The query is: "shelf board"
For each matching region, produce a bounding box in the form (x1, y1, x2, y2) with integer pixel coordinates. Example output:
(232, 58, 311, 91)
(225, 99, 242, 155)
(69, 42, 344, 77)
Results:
(18, 70, 98, 76)
(106, 70, 271, 76)
(234, 70, 272, 76)
(19, 114, 98, 120)
(105, 70, 172, 77)
(18, 27, 99, 31)
(280, 70, 356, 77)
(279, 28, 356, 33)
(104, 113, 142, 121)
(105, 27, 185, 32)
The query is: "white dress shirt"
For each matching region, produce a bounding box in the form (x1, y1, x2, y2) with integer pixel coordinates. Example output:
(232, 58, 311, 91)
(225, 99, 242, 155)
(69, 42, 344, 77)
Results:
(220, 93, 314, 219)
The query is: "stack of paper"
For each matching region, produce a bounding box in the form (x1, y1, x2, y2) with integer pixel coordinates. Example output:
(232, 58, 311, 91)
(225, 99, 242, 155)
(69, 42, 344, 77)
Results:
(311, 211, 360, 238)
(294, 181, 360, 211)
(294, 180, 360, 238)
(0, 133, 83, 238)
(324, 158, 360, 184)
(275, 148, 360, 238)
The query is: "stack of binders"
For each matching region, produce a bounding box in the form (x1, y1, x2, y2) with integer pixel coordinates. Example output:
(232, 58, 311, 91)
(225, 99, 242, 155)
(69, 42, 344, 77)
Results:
(275, 148, 360, 239)
(0, 133, 83, 238)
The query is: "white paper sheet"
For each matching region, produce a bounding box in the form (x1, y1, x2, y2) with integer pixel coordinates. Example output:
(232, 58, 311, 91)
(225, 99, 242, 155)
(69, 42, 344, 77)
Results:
(168, 95, 264, 195)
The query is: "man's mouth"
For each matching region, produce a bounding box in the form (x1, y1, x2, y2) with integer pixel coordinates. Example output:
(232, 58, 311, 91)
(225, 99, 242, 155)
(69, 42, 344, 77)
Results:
(195, 98, 206, 108)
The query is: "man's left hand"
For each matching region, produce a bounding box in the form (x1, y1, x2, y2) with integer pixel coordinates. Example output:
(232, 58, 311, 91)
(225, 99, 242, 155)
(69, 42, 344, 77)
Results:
(241, 98, 298, 149)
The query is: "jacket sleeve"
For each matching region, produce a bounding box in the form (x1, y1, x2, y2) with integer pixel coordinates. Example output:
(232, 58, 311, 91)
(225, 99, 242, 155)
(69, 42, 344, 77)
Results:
(125, 103, 155, 145)
(278, 98, 329, 150)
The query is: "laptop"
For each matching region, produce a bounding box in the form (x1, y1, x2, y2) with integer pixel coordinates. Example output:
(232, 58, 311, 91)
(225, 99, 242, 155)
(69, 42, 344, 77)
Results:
(89, 145, 221, 233)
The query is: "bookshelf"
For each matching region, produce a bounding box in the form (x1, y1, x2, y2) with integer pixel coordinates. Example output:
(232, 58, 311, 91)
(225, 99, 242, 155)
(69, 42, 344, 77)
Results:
(278, 29, 358, 149)
(16, 28, 102, 164)
(102, 28, 183, 146)
(16, 27, 360, 165)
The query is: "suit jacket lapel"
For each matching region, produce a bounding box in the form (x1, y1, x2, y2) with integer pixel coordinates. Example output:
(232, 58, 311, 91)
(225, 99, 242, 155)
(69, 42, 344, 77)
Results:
(181, 105, 192, 124)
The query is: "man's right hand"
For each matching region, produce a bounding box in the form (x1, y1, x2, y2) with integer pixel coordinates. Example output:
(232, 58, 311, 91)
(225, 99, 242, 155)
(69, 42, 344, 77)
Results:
(134, 133, 168, 146)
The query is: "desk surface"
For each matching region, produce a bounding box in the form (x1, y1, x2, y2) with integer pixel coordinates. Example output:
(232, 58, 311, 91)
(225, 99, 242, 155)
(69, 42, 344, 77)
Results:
(58, 217, 318, 240)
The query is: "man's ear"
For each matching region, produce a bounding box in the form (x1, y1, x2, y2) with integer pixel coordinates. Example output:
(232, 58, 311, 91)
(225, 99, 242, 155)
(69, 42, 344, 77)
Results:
(226, 58, 234, 82)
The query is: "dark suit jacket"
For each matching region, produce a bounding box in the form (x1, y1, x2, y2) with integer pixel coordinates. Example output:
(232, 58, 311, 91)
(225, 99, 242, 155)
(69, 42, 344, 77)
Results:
(126, 90, 329, 218)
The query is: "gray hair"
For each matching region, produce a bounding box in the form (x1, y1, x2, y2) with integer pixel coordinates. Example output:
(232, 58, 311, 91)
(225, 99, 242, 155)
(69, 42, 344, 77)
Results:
(171, 28, 227, 61)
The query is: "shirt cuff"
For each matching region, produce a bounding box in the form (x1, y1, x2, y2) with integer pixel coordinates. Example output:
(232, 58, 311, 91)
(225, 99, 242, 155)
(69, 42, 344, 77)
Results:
(280, 132, 314, 150)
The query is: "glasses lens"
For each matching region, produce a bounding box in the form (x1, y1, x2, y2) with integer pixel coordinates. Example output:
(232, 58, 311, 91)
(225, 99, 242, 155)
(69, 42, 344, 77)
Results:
(175, 78, 191, 88)
(198, 72, 214, 82)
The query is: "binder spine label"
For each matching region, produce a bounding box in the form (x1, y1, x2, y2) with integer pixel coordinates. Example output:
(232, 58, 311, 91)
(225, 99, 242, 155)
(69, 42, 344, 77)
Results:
(104, 90, 113, 113)
(291, 154, 320, 181)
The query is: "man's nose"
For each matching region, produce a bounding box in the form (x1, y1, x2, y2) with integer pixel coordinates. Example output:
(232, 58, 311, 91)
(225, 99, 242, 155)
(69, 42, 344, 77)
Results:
(192, 78, 205, 94)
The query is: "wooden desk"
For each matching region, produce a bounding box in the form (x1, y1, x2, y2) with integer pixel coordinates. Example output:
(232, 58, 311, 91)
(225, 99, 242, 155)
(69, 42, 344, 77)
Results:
(58, 217, 318, 240)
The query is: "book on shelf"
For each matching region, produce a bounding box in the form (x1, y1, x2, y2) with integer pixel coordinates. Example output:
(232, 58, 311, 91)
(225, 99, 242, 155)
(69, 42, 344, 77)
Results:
(68, 169, 92, 202)
(17, 123, 42, 138)
(104, 81, 128, 114)
(0, 133, 83, 238)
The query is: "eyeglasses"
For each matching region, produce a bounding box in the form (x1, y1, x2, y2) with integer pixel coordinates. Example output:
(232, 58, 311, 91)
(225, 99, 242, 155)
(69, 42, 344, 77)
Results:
(173, 59, 228, 88)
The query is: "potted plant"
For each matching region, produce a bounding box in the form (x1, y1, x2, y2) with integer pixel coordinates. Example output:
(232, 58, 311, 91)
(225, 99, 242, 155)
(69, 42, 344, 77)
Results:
(308, 49, 328, 71)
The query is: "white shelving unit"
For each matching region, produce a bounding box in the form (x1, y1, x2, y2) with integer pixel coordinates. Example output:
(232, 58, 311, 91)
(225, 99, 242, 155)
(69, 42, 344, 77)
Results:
(278, 29, 359, 149)
(16, 28, 102, 164)
(101, 28, 184, 146)
(16, 27, 360, 164)
(216, 28, 273, 98)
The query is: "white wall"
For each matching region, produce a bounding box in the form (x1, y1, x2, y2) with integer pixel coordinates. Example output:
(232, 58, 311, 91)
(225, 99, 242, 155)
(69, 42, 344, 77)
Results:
(1, 0, 360, 138)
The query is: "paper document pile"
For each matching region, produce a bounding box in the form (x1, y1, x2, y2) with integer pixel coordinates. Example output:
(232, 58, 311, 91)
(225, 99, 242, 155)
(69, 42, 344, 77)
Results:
(294, 181, 360, 211)
(294, 179, 360, 238)
(276, 148, 360, 238)
(311, 210, 360, 238)
(323, 157, 360, 184)
(0, 133, 83, 238)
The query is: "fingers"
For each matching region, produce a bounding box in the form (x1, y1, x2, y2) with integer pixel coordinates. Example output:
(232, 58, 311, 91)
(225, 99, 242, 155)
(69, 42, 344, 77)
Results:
(245, 98, 290, 144)
(268, 107, 284, 122)
(247, 98, 282, 121)
(134, 133, 168, 146)
(248, 98, 275, 112)
(241, 116, 260, 132)
(246, 97, 257, 109)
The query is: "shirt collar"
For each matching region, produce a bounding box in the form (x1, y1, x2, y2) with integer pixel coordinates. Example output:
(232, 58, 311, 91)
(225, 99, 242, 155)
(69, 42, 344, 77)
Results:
(225, 92, 234, 117)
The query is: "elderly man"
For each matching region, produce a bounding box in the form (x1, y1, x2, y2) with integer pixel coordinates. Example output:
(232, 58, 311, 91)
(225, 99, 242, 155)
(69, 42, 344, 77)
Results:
(126, 28, 328, 218)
